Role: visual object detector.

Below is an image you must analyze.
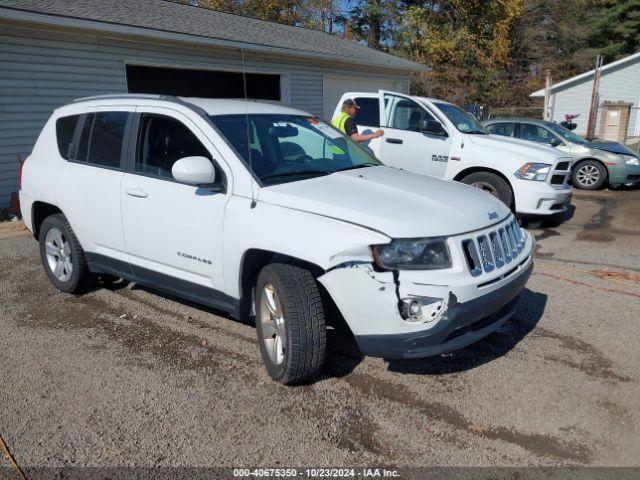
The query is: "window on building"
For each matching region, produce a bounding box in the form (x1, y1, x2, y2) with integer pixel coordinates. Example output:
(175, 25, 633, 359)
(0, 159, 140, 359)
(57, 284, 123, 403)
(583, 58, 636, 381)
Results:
(126, 65, 281, 101)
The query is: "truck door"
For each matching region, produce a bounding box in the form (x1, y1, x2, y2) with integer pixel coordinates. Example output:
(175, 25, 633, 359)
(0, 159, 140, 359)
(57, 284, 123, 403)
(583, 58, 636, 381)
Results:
(377, 91, 451, 178)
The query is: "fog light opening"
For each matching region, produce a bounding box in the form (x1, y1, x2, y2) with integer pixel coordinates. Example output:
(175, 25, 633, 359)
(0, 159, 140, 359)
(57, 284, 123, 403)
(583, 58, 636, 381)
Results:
(401, 297, 446, 323)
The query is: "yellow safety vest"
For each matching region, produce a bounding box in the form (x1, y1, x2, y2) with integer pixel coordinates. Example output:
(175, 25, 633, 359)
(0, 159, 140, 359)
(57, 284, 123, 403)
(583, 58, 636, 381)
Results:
(331, 111, 351, 134)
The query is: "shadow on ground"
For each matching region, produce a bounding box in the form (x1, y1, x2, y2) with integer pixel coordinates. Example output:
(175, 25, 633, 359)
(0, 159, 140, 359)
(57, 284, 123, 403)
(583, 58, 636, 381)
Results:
(521, 204, 575, 229)
(94, 278, 547, 382)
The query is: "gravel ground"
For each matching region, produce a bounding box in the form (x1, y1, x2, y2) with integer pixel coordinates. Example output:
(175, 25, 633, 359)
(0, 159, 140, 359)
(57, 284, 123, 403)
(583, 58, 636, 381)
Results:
(1, 189, 639, 472)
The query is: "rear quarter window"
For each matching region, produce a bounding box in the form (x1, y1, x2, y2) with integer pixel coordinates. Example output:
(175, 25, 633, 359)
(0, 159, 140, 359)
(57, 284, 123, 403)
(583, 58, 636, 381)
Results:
(57, 111, 129, 169)
(55, 115, 81, 159)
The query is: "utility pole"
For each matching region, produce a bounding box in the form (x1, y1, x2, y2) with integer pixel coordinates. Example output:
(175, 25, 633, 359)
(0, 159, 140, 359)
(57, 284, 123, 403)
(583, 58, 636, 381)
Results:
(543, 70, 552, 121)
(586, 55, 604, 139)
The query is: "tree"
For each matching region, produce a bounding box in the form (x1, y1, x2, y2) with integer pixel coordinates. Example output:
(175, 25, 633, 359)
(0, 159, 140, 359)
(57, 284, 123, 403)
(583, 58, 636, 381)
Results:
(392, 1, 522, 105)
(589, 0, 640, 59)
(348, 0, 400, 49)
(241, 0, 305, 24)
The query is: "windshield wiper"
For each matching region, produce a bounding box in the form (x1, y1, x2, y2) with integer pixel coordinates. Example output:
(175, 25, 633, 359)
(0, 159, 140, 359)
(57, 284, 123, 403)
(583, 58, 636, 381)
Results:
(466, 130, 489, 135)
(261, 170, 331, 181)
(336, 163, 378, 172)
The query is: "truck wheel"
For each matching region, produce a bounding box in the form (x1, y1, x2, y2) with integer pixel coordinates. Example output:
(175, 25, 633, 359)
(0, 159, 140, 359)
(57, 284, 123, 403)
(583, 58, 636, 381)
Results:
(572, 159, 607, 190)
(255, 263, 326, 384)
(461, 172, 513, 209)
(39, 214, 95, 294)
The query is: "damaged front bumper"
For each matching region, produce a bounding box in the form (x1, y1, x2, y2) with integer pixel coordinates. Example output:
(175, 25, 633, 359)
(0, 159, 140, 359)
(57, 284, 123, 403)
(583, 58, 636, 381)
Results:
(318, 230, 534, 359)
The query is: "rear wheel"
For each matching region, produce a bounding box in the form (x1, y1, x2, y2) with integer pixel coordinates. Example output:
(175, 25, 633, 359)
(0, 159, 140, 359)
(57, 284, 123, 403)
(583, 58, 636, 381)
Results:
(255, 264, 326, 384)
(572, 159, 607, 190)
(39, 214, 95, 294)
(460, 172, 513, 209)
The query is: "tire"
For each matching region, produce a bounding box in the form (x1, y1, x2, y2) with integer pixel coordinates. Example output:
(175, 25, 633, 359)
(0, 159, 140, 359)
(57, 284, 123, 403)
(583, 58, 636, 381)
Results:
(255, 263, 326, 384)
(460, 172, 513, 209)
(572, 159, 607, 190)
(38, 214, 95, 294)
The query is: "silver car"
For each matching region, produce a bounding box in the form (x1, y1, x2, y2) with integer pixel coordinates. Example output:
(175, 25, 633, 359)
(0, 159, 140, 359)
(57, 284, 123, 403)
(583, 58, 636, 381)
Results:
(484, 118, 640, 190)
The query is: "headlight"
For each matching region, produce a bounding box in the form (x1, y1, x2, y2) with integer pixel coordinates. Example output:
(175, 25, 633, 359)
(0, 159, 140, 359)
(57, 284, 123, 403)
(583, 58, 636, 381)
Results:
(623, 155, 640, 166)
(514, 163, 551, 181)
(372, 238, 452, 270)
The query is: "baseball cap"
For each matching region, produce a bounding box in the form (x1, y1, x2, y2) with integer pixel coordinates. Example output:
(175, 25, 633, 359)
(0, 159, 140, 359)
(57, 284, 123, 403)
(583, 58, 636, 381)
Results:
(342, 98, 360, 109)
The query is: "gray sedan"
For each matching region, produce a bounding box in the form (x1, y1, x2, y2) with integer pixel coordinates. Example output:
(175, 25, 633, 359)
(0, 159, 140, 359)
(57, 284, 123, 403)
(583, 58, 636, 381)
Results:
(484, 118, 640, 190)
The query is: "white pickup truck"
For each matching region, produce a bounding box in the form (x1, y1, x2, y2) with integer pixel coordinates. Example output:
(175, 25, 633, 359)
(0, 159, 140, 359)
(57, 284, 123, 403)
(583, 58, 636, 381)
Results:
(334, 91, 573, 217)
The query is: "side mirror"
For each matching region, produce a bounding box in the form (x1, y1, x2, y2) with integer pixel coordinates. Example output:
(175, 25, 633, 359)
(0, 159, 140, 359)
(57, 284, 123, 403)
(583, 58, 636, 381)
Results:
(420, 119, 447, 136)
(172, 156, 216, 185)
(549, 137, 562, 147)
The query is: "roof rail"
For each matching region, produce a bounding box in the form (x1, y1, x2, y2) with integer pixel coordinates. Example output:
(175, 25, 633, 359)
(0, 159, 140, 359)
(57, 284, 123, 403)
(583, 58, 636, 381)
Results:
(72, 93, 212, 118)
(73, 93, 168, 102)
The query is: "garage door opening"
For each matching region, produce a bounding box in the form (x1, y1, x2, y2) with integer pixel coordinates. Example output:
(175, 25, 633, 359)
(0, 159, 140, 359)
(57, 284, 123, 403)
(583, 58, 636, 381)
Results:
(126, 65, 281, 100)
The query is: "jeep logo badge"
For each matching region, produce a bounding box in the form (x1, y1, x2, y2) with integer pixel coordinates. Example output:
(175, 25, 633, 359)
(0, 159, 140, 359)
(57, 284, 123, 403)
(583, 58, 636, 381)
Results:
(488, 211, 499, 221)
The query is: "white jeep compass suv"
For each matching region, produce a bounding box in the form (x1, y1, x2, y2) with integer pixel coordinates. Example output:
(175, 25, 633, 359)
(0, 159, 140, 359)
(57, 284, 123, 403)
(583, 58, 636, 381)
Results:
(20, 95, 534, 384)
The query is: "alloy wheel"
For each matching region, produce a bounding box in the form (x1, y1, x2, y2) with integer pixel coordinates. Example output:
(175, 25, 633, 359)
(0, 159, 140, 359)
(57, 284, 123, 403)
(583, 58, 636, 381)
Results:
(576, 164, 600, 187)
(44, 227, 73, 282)
(259, 284, 286, 365)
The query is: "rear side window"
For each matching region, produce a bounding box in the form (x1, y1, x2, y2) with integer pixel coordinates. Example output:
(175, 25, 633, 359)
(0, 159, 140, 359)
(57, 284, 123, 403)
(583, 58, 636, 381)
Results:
(59, 111, 129, 169)
(87, 112, 128, 168)
(487, 122, 516, 137)
(56, 115, 81, 159)
(354, 97, 380, 127)
(519, 123, 555, 144)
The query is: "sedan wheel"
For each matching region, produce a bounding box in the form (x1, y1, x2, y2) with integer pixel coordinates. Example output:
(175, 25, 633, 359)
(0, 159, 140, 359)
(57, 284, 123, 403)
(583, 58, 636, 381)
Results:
(576, 164, 600, 187)
(572, 160, 607, 190)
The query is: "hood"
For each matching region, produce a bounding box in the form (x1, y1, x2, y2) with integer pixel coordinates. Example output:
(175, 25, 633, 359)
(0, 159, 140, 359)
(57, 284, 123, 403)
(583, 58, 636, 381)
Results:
(569, 143, 625, 162)
(586, 140, 638, 158)
(258, 166, 511, 238)
(467, 134, 563, 163)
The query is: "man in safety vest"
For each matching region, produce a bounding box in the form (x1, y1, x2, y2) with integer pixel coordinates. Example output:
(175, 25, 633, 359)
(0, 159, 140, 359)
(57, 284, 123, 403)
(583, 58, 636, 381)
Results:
(332, 99, 384, 143)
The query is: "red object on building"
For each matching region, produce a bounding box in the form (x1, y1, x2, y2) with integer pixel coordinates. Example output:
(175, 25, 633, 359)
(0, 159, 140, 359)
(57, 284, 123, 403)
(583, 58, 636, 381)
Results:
(8, 191, 21, 218)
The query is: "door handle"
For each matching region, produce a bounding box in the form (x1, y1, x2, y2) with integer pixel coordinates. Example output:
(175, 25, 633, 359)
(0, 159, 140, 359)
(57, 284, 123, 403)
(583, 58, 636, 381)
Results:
(125, 187, 148, 198)
(386, 138, 403, 144)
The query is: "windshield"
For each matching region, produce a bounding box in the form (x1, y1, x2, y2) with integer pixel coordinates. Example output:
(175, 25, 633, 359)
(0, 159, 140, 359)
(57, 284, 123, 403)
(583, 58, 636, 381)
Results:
(546, 122, 587, 144)
(433, 102, 488, 134)
(209, 114, 381, 185)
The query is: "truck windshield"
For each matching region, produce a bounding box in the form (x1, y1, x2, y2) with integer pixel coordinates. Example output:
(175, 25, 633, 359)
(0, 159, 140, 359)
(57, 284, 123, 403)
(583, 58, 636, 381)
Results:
(209, 114, 381, 185)
(545, 122, 587, 145)
(433, 102, 488, 134)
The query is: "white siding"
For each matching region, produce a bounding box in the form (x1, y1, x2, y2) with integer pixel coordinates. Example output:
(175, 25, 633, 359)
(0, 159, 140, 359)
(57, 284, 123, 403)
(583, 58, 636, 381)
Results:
(0, 22, 411, 207)
(550, 56, 640, 136)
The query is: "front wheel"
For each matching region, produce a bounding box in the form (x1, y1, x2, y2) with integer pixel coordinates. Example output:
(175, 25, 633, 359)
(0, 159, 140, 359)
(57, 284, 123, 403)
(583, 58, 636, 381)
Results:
(460, 172, 513, 209)
(255, 264, 326, 384)
(572, 159, 607, 190)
